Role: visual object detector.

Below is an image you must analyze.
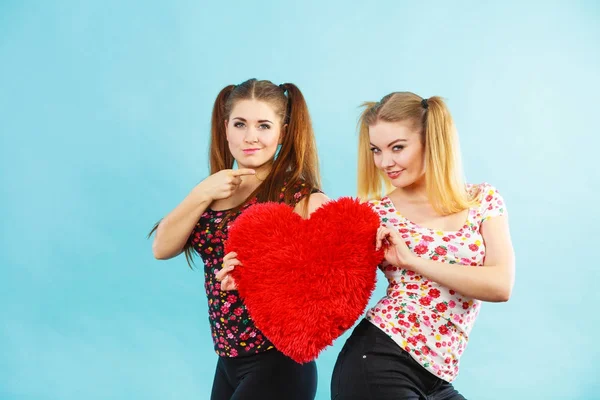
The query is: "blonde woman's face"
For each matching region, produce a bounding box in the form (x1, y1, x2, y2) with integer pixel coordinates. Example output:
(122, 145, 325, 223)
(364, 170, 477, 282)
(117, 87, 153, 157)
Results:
(368, 120, 425, 188)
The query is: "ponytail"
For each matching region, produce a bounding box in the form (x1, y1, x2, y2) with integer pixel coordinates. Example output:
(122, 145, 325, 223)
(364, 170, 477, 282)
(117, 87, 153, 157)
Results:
(423, 96, 475, 214)
(209, 85, 236, 174)
(276, 83, 320, 185)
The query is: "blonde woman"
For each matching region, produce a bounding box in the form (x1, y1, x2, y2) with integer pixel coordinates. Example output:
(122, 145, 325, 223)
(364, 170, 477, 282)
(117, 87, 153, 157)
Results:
(331, 92, 515, 399)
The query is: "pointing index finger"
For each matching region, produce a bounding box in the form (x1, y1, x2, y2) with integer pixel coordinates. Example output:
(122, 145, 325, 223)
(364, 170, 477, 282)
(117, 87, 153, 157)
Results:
(231, 169, 256, 177)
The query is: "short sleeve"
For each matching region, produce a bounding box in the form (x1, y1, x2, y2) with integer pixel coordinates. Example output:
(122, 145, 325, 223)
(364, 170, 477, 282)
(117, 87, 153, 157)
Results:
(479, 183, 507, 222)
(366, 199, 383, 215)
(285, 179, 323, 207)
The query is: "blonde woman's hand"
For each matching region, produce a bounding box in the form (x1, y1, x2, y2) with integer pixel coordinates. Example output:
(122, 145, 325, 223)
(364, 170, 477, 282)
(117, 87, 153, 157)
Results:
(375, 226, 417, 269)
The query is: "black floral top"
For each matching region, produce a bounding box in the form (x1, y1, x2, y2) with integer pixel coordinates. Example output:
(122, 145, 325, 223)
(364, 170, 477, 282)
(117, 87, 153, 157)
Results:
(190, 180, 320, 358)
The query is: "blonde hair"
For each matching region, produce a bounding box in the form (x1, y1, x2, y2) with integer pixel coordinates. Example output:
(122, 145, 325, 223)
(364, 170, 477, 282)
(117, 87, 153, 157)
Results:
(357, 92, 477, 215)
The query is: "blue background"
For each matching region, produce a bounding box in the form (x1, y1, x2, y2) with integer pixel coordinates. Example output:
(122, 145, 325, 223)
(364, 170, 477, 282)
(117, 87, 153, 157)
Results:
(1, 1, 598, 399)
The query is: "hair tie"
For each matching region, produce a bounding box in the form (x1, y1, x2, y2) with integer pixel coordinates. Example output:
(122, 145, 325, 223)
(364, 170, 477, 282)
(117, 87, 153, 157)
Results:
(421, 98, 429, 109)
(279, 84, 287, 93)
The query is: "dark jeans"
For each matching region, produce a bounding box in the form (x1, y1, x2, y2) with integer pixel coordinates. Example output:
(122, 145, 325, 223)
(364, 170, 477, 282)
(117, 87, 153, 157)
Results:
(331, 319, 466, 400)
(210, 348, 317, 400)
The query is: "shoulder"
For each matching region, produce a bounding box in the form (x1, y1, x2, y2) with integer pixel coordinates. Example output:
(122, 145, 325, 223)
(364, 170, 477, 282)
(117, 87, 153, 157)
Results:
(469, 182, 507, 219)
(468, 182, 502, 200)
(305, 192, 330, 213)
(285, 177, 327, 214)
(285, 178, 320, 195)
(364, 197, 392, 216)
(367, 199, 382, 209)
(292, 191, 329, 218)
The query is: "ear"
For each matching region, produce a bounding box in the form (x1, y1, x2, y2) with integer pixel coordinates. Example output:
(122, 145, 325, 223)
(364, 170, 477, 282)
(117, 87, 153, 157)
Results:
(279, 124, 288, 144)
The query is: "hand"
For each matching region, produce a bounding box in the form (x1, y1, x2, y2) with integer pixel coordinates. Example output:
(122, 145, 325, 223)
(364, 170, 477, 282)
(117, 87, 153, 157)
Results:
(215, 251, 241, 291)
(192, 169, 256, 203)
(375, 226, 417, 269)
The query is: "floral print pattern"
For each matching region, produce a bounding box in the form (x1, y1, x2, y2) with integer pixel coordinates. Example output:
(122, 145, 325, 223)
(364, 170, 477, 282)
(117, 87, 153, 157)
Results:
(190, 181, 318, 358)
(366, 183, 506, 382)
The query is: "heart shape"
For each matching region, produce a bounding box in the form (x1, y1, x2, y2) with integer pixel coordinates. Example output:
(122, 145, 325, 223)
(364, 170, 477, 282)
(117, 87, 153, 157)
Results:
(225, 197, 383, 363)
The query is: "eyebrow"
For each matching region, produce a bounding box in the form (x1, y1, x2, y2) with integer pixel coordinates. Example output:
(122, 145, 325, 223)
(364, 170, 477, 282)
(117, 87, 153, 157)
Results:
(369, 138, 407, 148)
(232, 117, 274, 124)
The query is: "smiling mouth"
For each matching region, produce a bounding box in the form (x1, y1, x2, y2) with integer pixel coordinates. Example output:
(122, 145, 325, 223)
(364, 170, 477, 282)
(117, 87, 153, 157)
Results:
(242, 148, 260, 154)
(386, 169, 404, 178)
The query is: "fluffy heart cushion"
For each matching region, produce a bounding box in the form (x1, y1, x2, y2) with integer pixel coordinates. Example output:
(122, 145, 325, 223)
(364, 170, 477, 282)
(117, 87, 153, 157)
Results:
(225, 197, 384, 363)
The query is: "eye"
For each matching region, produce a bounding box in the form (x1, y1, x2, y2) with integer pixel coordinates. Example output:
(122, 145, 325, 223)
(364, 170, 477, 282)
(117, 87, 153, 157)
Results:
(370, 147, 380, 154)
(392, 145, 405, 151)
(233, 122, 246, 128)
(258, 124, 271, 130)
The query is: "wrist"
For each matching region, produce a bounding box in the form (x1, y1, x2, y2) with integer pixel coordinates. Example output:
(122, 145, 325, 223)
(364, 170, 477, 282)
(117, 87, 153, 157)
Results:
(406, 253, 424, 272)
(190, 181, 214, 205)
(190, 184, 213, 206)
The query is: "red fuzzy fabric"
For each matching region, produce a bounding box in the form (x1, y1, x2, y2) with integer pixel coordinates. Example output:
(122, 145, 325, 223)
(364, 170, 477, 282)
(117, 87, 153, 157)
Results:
(225, 197, 383, 363)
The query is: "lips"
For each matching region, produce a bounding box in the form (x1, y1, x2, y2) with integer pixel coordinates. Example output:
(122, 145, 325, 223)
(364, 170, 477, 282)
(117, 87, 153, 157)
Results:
(386, 169, 404, 179)
(242, 148, 260, 154)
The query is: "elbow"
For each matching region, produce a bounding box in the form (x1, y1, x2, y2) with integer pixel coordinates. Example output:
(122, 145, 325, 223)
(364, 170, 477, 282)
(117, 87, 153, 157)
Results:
(153, 250, 169, 260)
(153, 247, 168, 260)
(152, 241, 172, 260)
(490, 283, 513, 303)
(494, 290, 511, 303)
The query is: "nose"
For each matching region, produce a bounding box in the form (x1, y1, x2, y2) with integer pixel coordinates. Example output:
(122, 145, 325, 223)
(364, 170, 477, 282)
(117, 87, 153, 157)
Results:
(244, 128, 259, 144)
(380, 151, 395, 168)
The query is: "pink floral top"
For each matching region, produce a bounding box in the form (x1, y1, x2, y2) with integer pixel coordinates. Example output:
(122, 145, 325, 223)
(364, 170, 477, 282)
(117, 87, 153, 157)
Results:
(366, 183, 506, 382)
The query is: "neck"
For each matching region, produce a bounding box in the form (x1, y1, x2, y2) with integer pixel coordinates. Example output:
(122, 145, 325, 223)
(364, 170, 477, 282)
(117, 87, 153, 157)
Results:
(392, 178, 428, 202)
(239, 160, 273, 188)
(254, 160, 274, 180)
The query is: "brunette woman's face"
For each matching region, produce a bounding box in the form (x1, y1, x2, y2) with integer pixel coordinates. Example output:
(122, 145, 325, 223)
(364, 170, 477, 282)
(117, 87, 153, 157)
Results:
(225, 100, 283, 170)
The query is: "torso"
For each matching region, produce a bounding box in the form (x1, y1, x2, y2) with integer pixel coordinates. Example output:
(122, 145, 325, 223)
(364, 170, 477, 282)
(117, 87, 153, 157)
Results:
(384, 192, 471, 232)
(189, 179, 320, 358)
(366, 182, 506, 382)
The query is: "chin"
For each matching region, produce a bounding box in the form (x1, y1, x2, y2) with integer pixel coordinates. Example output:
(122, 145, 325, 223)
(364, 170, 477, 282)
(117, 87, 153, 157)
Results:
(233, 148, 277, 167)
(390, 177, 416, 189)
(238, 157, 274, 170)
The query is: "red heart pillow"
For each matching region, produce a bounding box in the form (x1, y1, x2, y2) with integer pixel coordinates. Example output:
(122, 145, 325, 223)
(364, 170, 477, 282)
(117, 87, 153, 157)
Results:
(225, 197, 383, 363)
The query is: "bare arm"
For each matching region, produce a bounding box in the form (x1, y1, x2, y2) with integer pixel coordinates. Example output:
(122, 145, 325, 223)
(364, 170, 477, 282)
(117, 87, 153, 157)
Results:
(377, 215, 515, 302)
(152, 169, 255, 260)
(293, 192, 330, 217)
(152, 192, 212, 260)
(410, 215, 515, 301)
